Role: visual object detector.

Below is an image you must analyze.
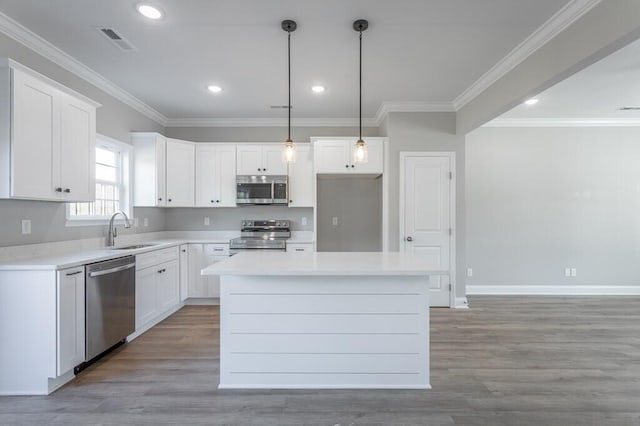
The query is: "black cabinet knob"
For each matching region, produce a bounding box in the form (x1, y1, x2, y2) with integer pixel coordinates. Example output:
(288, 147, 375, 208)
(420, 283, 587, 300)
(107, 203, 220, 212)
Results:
(158, 197, 163, 201)
(64, 188, 71, 193)
(351, 165, 355, 168)
(216, 200, 220, 203)
(168, 198, 172, 202)
(345, 165, 349, 168)
(211, 200, 215, 203)
(55, 187, 62, 192)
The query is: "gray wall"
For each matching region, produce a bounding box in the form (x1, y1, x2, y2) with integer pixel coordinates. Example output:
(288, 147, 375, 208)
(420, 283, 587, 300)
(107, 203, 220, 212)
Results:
(385, 112, 466, 297)
(466, 126, 640, 287)
(164, 207, 314, 232)
(0, 203, 165, 247)
(0, 32, 166, 247)
(165, 126, 379, 142)
(457, 1, 640, 133)
(316, 177, 382, 252)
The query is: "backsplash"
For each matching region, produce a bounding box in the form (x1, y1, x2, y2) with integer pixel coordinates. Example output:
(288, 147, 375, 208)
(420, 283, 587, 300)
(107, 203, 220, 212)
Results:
(164, 206, 314, 231)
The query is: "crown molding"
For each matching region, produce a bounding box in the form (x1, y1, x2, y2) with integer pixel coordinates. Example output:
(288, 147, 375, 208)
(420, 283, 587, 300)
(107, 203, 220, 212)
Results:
(0, 11, 168, 126)
(483, 117, 640, 127)
(165, 117, 379, 128)
(452, 0, 603, 110)
(374, 101, 455, 125)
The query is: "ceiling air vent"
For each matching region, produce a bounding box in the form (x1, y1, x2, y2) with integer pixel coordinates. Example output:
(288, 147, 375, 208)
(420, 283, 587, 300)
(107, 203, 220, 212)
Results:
(97, 27, 136, 51)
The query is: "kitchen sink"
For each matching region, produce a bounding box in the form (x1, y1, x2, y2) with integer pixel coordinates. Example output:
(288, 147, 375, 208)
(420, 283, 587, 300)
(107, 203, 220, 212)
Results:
(111, 243, 159, 250)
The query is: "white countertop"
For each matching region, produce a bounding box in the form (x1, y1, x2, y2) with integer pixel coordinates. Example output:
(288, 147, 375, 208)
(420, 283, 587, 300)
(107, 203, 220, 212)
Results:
(0, 231, 315, 271)
(202, 251, 448, 276)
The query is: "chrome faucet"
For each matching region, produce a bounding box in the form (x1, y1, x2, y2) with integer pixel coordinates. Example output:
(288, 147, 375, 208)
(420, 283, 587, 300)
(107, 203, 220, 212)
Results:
(106, 211, 132, 247)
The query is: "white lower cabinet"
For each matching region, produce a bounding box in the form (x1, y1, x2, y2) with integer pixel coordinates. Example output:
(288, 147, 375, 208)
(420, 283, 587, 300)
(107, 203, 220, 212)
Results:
(286, 243, 314, 253)
(135, 247, 180, 330)
(0, 266, 85, 395)
(179, 244, 189, 302)
(188, 243, 229, 298)
(56, 267, 86, 376)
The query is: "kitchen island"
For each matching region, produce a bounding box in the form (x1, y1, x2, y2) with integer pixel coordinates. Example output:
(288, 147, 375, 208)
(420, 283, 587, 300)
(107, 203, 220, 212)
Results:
(202, 251, 446, 389)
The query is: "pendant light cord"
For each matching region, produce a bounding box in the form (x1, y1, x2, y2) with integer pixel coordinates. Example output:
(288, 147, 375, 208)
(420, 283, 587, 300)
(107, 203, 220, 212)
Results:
(359, 30, 362, 141)
(287, 31, 292, 142)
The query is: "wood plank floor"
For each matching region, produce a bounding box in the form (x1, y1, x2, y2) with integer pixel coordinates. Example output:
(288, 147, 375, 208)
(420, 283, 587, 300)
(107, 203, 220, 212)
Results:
(2, 296, 640, 425)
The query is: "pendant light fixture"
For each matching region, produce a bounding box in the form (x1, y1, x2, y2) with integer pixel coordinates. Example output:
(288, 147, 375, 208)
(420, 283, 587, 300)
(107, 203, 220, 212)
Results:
(282, 19, 297, 163)
(353, 19, 369, 164)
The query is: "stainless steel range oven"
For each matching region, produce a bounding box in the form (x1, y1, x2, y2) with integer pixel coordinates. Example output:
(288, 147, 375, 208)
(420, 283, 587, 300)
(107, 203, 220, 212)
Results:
(229, 220, 290, 255)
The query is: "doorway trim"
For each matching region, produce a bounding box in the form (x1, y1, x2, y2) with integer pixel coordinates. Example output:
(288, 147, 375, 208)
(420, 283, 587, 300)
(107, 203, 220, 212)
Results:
(399, 151, 457, 308)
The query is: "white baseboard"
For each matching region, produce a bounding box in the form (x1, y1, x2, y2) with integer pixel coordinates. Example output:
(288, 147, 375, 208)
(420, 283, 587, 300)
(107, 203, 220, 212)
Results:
(454, 297, 469, 308)
(185, 297, 220, 306)
(467, 285, 640, 296)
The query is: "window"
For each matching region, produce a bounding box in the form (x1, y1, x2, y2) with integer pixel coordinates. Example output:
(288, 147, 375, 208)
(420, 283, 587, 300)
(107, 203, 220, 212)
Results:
(67, 135, 132, 225)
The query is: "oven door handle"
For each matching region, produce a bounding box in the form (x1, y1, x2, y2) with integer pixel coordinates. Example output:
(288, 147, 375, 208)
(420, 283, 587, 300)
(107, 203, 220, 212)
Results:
(88, 263, 136, 278)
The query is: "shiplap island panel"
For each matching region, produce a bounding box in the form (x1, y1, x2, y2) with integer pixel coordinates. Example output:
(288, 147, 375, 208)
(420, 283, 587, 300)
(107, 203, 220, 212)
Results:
(202, 252, 446, 389)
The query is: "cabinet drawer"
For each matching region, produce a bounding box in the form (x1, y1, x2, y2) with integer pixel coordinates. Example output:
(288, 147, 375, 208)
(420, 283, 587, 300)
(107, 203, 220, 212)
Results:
(286, 243, 313, 253)
(204, 244, 230, 256)
(136, 246, 179, 270)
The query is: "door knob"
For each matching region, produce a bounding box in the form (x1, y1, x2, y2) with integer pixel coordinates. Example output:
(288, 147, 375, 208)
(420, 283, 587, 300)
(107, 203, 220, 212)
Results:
(406, 236, 413, 242)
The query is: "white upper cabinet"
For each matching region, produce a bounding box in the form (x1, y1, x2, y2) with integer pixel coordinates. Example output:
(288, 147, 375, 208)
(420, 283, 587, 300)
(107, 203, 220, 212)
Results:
(0, 61, 98, 201)
(166, 138, 195, 207)
(195, 143, 237, 207)
(60, 93, 96, 201)
(132, 132, 167, 207)
(237, 144, 287, 175)
(288, 144, 314, 207)
(313, 138, 384, 175)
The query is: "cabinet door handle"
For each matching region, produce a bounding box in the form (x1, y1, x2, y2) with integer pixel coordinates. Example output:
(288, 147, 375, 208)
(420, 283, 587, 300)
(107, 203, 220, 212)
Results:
(158, 197, 163, 201)
(216, 200, 220, 203)
(55, 187, 63, 192)
(295, 248, 305, 252)
(66, 270, 83, 276)
(406, 236, 413, 242)
(168, 199, 172, 202)
(257, 168, 261, 171)
(351, 165, 355, 168)
(345, 165, 349, 168)
(64, 188, 71, 193)
(211, 200, 215, 203)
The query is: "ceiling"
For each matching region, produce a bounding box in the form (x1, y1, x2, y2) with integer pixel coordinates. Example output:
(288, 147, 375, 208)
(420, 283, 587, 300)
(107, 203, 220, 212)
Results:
(0, 0, 572, 123)
(497, 36, 640, 123)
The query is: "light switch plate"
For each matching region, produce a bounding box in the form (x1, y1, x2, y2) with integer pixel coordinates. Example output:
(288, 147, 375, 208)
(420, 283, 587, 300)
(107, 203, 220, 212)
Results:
(21, 219, 31, 235)
(143, 218, 149, 227)
(466, 268, 473, 277)
(564, 268, 571, 277)
(332, 217, 339, 226)
(204, 217, 210, 226)
(301, 217, 308, 226)
(571, 268, 577, 277)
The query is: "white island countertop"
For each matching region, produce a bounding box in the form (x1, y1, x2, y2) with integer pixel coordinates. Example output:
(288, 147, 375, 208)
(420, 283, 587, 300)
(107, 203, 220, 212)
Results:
(202, 251, 448, 276)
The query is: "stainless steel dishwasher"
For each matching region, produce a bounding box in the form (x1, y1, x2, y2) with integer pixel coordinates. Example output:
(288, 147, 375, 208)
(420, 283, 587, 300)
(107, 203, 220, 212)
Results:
(85, 255, 136, 361)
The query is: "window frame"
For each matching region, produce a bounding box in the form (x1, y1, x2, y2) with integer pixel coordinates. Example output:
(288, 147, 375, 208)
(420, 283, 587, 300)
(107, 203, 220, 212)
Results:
(65, 134, 133, 227)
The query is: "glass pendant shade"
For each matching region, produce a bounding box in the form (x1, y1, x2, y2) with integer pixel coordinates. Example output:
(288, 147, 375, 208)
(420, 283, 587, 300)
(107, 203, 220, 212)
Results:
(353, 139, 368, 163)
(283, 139, 296, 163)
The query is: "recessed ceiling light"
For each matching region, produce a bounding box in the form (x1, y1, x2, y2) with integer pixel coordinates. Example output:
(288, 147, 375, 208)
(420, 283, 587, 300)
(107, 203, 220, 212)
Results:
(524, 98, 539, 106)
(136, 3, 163, 20)
(207, 85, 222, 94)
(311, 85, 326, 93)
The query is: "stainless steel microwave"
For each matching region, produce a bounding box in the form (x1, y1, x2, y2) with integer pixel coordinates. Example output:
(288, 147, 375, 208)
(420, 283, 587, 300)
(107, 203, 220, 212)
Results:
(236, 175, 288, 205)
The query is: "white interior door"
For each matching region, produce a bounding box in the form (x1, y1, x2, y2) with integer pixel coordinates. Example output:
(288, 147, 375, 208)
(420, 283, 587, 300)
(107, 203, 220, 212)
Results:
(401, 154, 453, 307)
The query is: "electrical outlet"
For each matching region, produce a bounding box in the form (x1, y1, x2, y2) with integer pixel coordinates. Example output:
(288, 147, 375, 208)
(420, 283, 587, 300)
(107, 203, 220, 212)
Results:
(204, 217, 210, 226)
(571, 268, 577, 277)
(301, 217, 308, 226)
(134, 218, 139, 227)
(332, 217, 339, 226)
(564, 268, 571, 277)
(143, 218, 149, 227)
(21, 219, 31, 235)
(466, 268, 473, 277)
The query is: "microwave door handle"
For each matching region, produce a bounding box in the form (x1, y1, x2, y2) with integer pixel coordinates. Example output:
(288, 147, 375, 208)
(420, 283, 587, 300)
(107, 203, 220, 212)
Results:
(271, 180, 275, 203)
